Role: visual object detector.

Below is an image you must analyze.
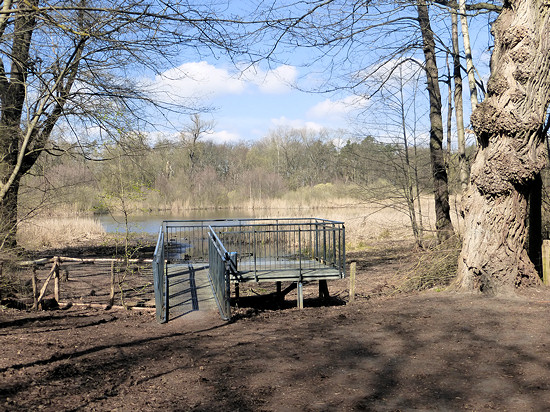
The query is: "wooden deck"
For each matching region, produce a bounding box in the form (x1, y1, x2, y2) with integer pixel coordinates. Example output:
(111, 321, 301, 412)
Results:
(157, 218, 346, 321)
(234, 260, 341, 282)
(165, 257, 342, 320)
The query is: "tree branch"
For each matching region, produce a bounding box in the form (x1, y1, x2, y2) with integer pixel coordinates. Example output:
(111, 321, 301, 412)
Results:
(0, 35, 88, 201)
(0, 0, 12, 39)
(433, 0, 502, 13)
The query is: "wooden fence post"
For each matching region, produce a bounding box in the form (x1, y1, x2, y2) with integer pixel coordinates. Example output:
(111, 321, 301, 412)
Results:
(32, 268, 38, 310)
(53, 257, 60, 303)
(349, 262, 357, 303)
(319, 279, 330, 300)
(36, 258, 59, 308)
(542, 240, 550, 286)
(109, 260, 116, 307)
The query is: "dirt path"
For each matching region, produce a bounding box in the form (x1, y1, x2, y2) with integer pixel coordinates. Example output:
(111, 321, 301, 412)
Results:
(2, 241, 550, 411)
(3, 291, 550, 411)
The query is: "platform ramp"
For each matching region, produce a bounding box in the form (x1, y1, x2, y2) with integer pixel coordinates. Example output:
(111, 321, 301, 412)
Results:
(167, 263, 217, 320)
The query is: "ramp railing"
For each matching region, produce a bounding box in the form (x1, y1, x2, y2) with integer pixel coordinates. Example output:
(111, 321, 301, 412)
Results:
(164, 219, 237, 262)
(207, 227, 232, 320)
(152, 226, 168, 323)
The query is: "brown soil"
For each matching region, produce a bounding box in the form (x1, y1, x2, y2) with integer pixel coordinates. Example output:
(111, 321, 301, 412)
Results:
(3, 241, 550, 411)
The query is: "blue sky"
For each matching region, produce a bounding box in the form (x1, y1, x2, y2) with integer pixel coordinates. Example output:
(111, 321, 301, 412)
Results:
(144, 58, 491, 148)
(145, 60, 369, 144)
(139, 4, 496, 147)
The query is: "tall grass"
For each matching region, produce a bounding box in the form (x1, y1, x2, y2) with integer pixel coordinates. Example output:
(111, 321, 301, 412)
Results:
(18, 217, 106, 249)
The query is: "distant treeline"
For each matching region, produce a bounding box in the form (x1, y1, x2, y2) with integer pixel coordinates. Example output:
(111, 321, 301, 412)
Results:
(22, 127, 471, 216)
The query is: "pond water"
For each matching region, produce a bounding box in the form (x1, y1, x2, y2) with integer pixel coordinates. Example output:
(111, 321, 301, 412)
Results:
(97, 210, 259, 235)
(96, 205, 418, 242)
(96, 207, 365, 235)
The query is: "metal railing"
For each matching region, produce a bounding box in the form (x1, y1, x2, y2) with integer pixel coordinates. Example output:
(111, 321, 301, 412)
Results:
(163, 218, 345, 279)
(152, 226, 167, 323)
(215, 219, 345, 280)
(164, 219, 237, 262)
(207, 227, 232, 320)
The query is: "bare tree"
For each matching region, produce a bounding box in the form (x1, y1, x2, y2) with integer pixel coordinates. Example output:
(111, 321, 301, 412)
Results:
(458, 0, 480, 112)
(0, 1, 243, 249)
(417, 0, 454, 241)
(240, 0, 461, 241)
(455, 0, 550, 293)
(450, 7, 469, 194)
(352, 62, 429, 245)
(179, 113, 214, 181)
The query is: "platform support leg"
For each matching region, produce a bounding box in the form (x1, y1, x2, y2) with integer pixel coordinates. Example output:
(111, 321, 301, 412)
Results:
(235, 283, 240, 302)
(319, 280, 329, 301)
(297, 282, 304, 309)
(276, 281, 283, 302)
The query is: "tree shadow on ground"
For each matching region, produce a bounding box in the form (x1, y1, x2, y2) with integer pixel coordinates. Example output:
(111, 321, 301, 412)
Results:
(4, 294, 550, 411)
(231, 288, 346, 320)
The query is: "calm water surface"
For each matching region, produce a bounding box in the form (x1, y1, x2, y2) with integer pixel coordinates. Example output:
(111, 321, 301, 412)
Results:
(97, 210, 260, 234)
(97, 208, 354, 235)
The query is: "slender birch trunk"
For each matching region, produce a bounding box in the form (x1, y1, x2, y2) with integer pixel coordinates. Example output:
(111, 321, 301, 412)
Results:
(458, 0, 479, 112)
(451, 8, 469, 194)
(417, 0, 454, 241)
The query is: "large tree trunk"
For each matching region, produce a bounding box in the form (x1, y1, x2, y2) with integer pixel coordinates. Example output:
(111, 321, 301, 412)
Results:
(417, 0, 454, 242)
(456, 0, 550, 294)
(0, 2, 37, 250)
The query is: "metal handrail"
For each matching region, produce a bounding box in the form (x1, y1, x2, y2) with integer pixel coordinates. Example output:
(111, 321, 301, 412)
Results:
(163, 218, 345, 278)
(155, 218, 346, 323)
(152, 226, 167, 323)
(207, 226, 232, 321)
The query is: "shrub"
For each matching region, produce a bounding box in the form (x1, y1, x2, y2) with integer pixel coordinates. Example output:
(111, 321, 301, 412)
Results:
(397, 237, 461, 293)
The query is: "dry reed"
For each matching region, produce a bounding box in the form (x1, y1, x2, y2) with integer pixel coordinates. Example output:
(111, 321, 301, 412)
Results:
(18, 217, 106, 249)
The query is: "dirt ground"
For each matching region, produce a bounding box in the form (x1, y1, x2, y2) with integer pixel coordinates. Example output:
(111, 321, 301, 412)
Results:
(3, 241, 550, 411)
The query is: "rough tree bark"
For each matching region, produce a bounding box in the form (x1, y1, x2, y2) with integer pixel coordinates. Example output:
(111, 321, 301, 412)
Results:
(456, 0, 550, 294)
(417, 0, 455, 241)
(0, 177, 20, 249)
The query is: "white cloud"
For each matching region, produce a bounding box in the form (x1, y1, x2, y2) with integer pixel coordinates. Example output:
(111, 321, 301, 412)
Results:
(206, 129, 241, 144)
(146, 130, 179, 145)
(148, 61, 245, 103)
(362, 57, 423, 84)
(241, 64, 298, 94)
(148, 62, 299, 105)
(307, 95, 369, 120)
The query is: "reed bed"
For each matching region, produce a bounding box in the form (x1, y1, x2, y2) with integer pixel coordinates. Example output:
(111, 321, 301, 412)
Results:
(18, 217, 106, 249)
(19, 194, 464, 251)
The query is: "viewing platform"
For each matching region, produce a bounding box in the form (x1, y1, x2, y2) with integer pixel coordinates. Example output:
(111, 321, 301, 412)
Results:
(153, 218, 345, 322)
